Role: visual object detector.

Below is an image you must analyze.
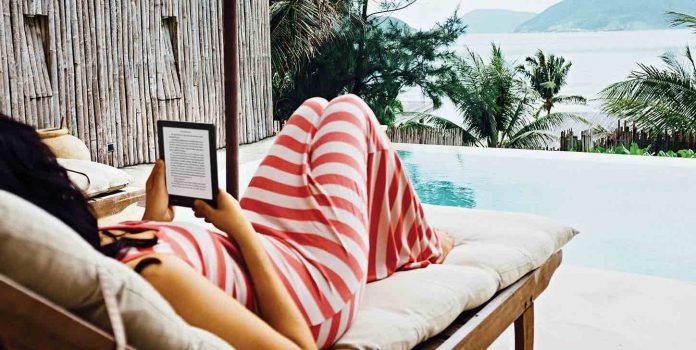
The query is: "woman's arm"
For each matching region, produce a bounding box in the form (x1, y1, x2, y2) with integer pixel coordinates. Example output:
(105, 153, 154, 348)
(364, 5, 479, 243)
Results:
(137, 161, 315, 349)
(126, 253, 313, 350)
(193, 193, 316, 350)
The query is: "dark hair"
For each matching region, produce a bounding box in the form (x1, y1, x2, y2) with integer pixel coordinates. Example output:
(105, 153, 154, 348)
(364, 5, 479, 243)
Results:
(0, 114, 101, 251)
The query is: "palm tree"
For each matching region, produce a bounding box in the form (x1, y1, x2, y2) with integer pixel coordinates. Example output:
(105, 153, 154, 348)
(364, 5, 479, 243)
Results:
(519, 49, 586, 116)
(269, 0, 348, 76)
(601, 12, 696, 132)
(399, 45, 586, 149)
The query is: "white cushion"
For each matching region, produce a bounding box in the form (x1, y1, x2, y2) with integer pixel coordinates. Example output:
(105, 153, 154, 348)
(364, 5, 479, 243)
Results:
(57, 158, 133, 197)
(0, 186, 576, 350)
(334, 204, 577, 350)
(0, 190, 232, 350)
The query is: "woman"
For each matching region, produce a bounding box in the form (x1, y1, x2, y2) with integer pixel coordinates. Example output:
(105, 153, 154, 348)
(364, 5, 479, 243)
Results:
(0, 95, 453, 350)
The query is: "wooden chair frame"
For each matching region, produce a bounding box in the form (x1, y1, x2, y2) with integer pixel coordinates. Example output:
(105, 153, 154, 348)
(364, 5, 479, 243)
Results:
(0, 251, 562, 350)
(88, 188, 145, 218)
(418, 250, 562, 350)
(0, 273, 130, 350)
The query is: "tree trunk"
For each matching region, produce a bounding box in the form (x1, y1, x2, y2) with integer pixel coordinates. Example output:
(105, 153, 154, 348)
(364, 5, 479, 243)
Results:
(351, 0, 369, 94)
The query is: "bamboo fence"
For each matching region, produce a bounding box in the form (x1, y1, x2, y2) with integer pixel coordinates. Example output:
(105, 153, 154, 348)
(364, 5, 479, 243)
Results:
(0, 0, 273, 167)
(559, 129, 593, 152)
(560, 121, 696, 152)
(387, 127, 472, 146)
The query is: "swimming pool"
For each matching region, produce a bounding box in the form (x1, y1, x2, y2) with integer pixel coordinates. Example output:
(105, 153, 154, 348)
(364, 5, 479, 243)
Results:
(397, 144, 696, 282)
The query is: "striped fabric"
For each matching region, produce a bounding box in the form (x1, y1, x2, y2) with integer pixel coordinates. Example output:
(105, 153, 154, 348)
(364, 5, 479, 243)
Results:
(111, 94, 442, 349)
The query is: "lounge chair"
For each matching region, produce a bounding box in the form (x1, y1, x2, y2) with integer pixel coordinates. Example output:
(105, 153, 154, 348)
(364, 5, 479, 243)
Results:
(0, 190, 575, 349)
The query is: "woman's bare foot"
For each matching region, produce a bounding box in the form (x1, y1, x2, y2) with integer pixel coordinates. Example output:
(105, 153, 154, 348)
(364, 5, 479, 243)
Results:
(436, 229, 455, 263)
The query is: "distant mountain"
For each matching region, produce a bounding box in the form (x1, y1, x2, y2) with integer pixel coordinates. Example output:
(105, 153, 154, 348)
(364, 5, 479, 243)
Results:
(516, 0, 696, 32)
(376, 17, 414, 32)
(461, 9, 537, 33)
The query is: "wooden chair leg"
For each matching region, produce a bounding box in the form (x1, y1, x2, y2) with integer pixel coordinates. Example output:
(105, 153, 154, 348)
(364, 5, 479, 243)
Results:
(514, 303, 534, 350)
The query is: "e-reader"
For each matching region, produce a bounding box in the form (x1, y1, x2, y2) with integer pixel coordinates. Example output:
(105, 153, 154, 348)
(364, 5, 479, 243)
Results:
(157, 121, 219, 208)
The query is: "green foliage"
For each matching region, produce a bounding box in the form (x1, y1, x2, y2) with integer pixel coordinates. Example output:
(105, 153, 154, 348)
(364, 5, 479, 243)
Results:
(271, 1, 466, 125)
(269, 0, 346, 76)
(594, 143, 696, 158)
(678, 149, 696, 158)
(630, 143, 651, 155)
(657, 150, 679, 157)
(601, 12, 696, 133)
(518, 50, 586, 115)
(400, 45, 587, 149)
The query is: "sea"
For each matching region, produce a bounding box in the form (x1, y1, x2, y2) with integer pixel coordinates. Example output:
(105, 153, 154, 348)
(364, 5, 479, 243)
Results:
(401, 29, 695, 128)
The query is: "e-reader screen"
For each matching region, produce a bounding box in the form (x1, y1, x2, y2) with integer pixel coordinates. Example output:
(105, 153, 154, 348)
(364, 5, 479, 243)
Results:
(157, 121, 219, 207)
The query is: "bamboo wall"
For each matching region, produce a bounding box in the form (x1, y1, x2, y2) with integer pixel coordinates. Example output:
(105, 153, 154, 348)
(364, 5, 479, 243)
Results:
(0, 0, 273, 167)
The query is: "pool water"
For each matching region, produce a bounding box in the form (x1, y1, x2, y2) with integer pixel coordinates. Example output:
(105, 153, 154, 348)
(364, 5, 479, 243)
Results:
(398, 146, 696, 282)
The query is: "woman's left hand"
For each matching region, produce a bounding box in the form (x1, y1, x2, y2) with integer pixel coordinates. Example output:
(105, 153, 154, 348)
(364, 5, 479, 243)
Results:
(143, 160, 175, 222)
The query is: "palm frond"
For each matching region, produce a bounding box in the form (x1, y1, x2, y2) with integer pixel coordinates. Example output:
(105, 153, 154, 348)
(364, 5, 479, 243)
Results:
(506, 112, 588, 149)
(668, 11, 696, 33)
(505, 129, 557, 149)
(270, 0, 344, 75)
(600, 53, 696, 131)
(397, 112, 464, 129)
(397, 112, 480, 145)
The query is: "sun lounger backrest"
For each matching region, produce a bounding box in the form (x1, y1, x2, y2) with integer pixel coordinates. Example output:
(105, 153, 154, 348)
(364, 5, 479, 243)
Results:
(0, 190, 232, 350)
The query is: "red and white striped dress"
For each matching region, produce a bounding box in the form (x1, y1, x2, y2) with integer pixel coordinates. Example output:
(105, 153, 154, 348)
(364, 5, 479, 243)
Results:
(111, 94, 442, 349)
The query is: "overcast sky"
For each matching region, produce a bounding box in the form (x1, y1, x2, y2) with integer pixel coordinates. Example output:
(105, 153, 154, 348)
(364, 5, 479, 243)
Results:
(370, 0, 562, 30)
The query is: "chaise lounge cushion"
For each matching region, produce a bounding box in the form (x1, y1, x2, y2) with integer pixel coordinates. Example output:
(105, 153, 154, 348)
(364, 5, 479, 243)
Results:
(332, 204, 577, 350)
(0, 186, 576, 350)
(57, 158, 133, 197)
(0, 190, 232, 350)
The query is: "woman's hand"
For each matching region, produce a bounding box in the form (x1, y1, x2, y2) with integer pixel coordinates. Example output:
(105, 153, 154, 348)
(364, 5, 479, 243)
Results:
(193, 190, 250, 238)
(143, 160, 175, 222)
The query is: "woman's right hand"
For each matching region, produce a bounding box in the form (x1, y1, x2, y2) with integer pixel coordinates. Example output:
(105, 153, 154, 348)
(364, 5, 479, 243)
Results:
(193, 191, 251, 238)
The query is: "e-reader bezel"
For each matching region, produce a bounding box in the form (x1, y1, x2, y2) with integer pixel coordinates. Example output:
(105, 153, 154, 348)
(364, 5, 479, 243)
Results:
(157, 120, 219, 208)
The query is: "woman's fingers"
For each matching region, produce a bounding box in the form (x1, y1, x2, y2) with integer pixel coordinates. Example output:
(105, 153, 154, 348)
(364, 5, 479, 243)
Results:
(153, 160, 166, 188)
(145, 165, 155, 190)
(193, 200, 213, 216)
(146, 160, 166, 191)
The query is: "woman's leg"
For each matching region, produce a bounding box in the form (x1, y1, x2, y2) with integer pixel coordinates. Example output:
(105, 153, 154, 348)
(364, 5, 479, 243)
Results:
(240, 95, 441, 348)
(309, 95, 442, 282)
(241, 97, 367, 348)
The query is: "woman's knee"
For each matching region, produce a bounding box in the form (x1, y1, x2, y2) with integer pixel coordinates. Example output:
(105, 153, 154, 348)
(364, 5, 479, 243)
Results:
(303, 97, 329, 109)
(322, 94, 380, 127)
(282, 97, 330, 131)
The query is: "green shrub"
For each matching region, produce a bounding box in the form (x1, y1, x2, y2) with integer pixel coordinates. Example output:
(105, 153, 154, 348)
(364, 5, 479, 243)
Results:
(593, 143, 695, 158)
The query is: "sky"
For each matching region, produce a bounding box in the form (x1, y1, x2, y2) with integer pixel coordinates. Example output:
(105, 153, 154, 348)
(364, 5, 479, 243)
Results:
(369, 0, 562, 30)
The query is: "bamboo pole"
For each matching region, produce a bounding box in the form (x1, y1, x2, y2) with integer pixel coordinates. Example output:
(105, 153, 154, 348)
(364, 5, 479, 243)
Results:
(224, 0, 239, 198)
